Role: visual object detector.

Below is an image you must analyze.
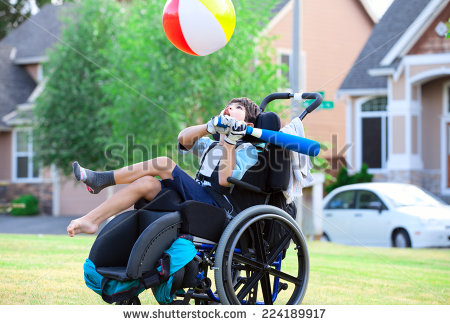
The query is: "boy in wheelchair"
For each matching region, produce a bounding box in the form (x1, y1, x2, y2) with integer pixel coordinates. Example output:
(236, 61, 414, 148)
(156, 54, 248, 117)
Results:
(70, 92, 318, 305)
(67, 97, 261, 237)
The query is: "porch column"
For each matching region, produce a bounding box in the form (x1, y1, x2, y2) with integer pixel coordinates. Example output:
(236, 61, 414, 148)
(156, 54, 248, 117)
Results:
(386, 74, 423, 179)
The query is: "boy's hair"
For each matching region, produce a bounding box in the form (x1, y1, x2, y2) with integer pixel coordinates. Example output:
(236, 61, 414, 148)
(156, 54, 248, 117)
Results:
(226, 97, 260, 124)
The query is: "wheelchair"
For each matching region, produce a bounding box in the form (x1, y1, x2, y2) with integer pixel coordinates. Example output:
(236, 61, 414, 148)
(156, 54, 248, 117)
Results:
(86, 92, 322, 305)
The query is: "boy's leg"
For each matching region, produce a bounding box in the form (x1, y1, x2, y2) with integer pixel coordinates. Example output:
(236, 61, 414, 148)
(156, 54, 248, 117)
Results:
(113, 156, 176, 184)
(74, 157, 176, 194)
(67, 176, 162, 237)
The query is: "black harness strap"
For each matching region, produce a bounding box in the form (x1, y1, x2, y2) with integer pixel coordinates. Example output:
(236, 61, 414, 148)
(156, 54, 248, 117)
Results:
(195, 141, 245, 216)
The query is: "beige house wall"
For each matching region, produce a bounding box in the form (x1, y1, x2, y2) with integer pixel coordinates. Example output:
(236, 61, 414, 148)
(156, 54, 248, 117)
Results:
(59, 181, 130, 216)
(0, 131, 12, 181)
(412, 115, 418, 154)
(24, 64, 40, 82)
(59, 178, 109, 216)
(408, 2, 450, 55)
(392, 116, 405, 154)
(410, 63, 450, 78)
(266, 0, 373, 159)
(421, 77, 447, 170)
(392, 72, 405, 100)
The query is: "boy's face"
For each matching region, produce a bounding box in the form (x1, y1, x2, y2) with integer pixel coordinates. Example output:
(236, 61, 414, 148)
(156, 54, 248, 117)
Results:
(221, 102, 246, 122)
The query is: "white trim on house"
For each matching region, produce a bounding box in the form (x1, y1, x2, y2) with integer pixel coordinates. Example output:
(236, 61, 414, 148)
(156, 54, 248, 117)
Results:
(260, 0, 293, 37)
(354, 96, 389, 174)
(345, 99, 353, 171)
(337, 88, 387, 99)
(403, 53, 450, 66)
(368, 67, 396, 77)
(2, 104, 34, 126)
(9, 47, 17, 60)
(441, 81, 450, 194)
(409, 67, 450, 85)
(11, 128, 42, 183)
(13, 55, 48, 65)
(51, 164, 60, 216)
(380, 0, 449, 66)
(358, 0, 379, 24)
(276, 47, 292, 83)
(28, 78, 47, 103)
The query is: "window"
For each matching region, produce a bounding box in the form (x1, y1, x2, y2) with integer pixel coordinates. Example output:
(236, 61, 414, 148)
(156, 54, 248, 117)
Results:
(362, 97, 387, 112)
(325, 191, 356, 209)
(13, 129, 40, 181)
(279, 53, 290, 83)
(361, 97, 388, 169)
(448, 86, 450, 114)
(356, 190, 386, 210)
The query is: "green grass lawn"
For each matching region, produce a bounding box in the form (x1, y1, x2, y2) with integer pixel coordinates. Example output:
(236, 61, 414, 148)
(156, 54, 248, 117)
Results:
(0, 234, 448, 305)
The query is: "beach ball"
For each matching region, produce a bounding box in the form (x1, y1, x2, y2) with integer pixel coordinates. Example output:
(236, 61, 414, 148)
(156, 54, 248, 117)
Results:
(162, 0, 236, 56)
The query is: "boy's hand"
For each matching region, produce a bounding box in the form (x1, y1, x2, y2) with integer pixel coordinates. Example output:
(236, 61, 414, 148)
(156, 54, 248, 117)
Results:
(206, 115, 234, 134)
(225, 120, 247, 145)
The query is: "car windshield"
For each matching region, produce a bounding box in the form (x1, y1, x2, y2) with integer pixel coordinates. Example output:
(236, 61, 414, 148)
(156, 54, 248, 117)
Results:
(382, 185, 446, 207)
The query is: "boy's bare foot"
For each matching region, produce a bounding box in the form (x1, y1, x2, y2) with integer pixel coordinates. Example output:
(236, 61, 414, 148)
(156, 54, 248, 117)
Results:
(67, 217, 98, 237)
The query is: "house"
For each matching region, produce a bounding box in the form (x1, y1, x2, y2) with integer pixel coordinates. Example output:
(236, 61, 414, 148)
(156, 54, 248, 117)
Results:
(266, 0, 375, 168)
(338, 0, 450, 200)
(0, 1, 374, 216)
(0, 4, 109, 215)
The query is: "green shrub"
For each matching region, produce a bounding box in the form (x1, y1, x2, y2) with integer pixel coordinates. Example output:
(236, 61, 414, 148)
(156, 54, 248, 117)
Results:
(10, 194, 39, 216)
(325, 164, 373, 194)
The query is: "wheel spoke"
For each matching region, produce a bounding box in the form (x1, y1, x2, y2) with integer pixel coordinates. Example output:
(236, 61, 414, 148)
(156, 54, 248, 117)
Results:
(252, 221, 267, 264)
(237, 270, 264, 302)
(260, 273, 273, 305)
(267, 267, 302, 286)
(266, 229, 294, 265)
(231, 254, 265, 270)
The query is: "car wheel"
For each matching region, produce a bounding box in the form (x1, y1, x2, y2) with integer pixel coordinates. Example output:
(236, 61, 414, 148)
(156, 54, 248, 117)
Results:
(321, 233, 330, 242)
(393, 229, 411, 248)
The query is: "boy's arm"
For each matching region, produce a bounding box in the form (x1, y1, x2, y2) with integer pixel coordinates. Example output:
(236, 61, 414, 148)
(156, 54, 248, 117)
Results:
(177, 124, 209, 151)
(218, 142, 236, 187)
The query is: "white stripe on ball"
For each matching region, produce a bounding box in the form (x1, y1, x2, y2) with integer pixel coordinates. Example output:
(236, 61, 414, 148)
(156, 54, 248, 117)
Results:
(178, 0, 228, 56)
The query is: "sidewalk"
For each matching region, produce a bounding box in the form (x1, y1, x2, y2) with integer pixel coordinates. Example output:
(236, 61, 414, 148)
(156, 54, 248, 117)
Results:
(0, 214, 79, 235)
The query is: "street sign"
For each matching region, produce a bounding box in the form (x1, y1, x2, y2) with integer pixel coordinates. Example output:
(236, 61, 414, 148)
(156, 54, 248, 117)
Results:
(302, 100, 334, 109)
(301, 91, 334, 109)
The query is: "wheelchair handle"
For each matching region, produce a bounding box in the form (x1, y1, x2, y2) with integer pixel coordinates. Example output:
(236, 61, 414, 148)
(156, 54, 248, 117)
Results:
(259, 92, 323, 120)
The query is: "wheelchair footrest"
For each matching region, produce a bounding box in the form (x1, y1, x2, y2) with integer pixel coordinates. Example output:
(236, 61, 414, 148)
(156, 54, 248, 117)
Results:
(96, 266, 130, 282)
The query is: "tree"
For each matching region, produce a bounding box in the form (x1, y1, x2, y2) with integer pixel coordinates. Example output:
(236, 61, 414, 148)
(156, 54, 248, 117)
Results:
(0, 0, 52, 40)
(33, 0, 120, 175)
(100, 0, 287, 171)
(34, 0, 287, 175)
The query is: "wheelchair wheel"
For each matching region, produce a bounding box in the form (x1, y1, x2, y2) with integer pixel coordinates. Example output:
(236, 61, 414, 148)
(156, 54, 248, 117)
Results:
(214, 205, 309, 305)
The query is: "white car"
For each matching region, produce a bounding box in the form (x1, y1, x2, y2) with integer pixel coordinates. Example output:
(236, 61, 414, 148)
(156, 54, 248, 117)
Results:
(322, 183, 450, 248)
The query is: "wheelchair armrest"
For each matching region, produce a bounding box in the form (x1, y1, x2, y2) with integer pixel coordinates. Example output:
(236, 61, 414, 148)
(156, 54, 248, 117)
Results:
(179, 201, 228, 243)
(227, 177, 269, 195)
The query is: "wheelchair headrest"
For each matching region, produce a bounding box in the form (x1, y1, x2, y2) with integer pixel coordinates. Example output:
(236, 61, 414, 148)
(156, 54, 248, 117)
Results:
(212, 111, 281, 143)
(242, 111, 280, 143)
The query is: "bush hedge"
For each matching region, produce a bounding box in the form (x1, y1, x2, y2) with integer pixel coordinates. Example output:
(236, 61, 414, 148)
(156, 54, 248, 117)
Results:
(325, 164, 374, 194)
(10, 194, 39, 216)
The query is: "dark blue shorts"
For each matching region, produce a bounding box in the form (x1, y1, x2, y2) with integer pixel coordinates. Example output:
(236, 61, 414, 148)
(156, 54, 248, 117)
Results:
(160, 165, 220, 207)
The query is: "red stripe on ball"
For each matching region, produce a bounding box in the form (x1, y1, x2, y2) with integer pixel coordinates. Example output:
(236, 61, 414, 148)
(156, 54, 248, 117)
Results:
(162, 0, 198, 56)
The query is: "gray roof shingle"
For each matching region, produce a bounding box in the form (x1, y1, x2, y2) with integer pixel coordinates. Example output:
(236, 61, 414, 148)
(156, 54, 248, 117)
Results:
(0, 45, 36, 128)
(0, 4, 71, 63)
(339, 0, 431, 91)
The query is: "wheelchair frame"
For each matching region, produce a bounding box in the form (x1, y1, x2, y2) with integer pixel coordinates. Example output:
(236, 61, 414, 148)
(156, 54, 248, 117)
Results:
(90, 92, 322, 305)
